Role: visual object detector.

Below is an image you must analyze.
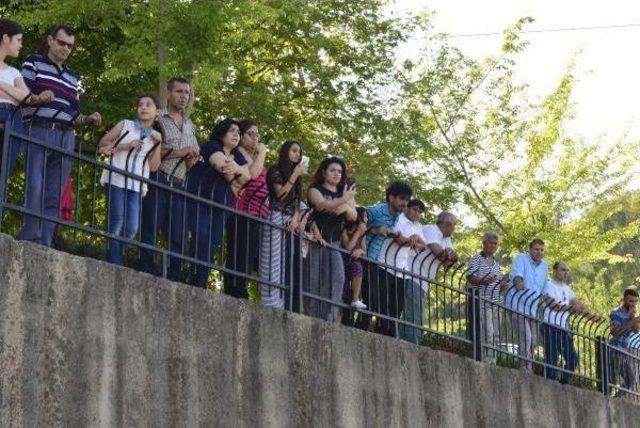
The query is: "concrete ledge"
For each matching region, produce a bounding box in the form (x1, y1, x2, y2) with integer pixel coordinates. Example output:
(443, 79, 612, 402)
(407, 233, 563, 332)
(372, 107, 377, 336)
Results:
(0, 233, 638, 427)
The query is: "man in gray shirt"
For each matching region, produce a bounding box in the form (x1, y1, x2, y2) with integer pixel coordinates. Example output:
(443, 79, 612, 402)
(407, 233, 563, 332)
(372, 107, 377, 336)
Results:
(138, 77, 199, 280)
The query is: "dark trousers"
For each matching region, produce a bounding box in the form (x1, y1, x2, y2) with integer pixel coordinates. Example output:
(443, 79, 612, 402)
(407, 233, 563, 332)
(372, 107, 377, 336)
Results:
(188, 201, 225, 288)
(355, 263, 405, 337)
(542, 324, 578, 384)
(223, 214, 261, 299)
(138, 172, 186, 280)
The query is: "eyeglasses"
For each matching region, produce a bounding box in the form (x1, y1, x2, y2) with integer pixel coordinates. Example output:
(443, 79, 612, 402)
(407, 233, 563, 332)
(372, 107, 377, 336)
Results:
(55, 38, 75, 49)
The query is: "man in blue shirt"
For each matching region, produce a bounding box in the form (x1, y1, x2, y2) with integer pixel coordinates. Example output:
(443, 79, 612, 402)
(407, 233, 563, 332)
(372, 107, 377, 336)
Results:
(507, 238, 548, 374)
(609, 289, 640, 397)
(355, 180, 412, 337)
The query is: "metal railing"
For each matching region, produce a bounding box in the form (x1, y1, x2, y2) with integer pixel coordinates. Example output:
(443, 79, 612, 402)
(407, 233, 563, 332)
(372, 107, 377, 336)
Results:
(1, 116, 638, 403)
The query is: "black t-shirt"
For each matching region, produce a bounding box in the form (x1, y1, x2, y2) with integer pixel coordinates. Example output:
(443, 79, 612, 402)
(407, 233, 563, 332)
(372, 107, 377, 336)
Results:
(186, 140, 247, 204)
(310, 183, 345, 242)
(267, 166, 299, 214)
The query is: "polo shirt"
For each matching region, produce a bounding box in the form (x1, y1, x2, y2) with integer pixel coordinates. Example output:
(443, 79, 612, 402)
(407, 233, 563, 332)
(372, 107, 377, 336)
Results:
(377, 213, 424, 278)
(21, 53, 80, 124)
(467, 252, 503, 303)
(421, 224, 454, 282)
(365, 202, 399, 261)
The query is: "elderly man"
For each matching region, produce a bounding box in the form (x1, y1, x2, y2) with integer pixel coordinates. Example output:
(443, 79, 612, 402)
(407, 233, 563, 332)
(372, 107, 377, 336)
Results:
(421, 211, 458, 282)
(507, 238, 548, 374)
(609, 289, 640, 398)
(540, 261, 583, 384)
(467, 231, 507, 364)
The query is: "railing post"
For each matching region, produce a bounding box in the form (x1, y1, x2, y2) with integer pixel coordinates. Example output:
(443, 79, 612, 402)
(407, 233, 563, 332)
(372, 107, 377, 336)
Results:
(596, 336, 610, 396)
(0, 120, 11, 221)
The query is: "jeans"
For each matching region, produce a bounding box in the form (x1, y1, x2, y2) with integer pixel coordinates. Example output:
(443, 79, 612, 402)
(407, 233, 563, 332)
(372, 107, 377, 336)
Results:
(399, 280, 423, 344)
(139, 172, 186, 280)
(188, 200, 225, 288)
(106, 185, 141, 265)
(17, 124, 74, 246)
(541, 324, 578, 384)
(0, 103, 25, 182)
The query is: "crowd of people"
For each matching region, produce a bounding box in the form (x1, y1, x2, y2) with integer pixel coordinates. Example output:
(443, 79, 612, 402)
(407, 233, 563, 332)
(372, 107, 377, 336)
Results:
(2, 19, 640, 396)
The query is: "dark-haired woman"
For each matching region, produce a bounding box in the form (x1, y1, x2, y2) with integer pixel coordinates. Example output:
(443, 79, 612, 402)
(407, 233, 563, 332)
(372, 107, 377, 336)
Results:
(259, 140, 307, 309)
(224, 119, 268, 298)
(186, 118, 250, 288)
(98, 94, 162, 265)
(307, 156, 357, 322)
(0, 18, 44, 179)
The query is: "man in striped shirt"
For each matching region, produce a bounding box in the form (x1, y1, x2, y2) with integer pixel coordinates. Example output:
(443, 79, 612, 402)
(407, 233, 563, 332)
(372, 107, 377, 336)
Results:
(17, 24, 101, 246)
(467, 231, 507, 364)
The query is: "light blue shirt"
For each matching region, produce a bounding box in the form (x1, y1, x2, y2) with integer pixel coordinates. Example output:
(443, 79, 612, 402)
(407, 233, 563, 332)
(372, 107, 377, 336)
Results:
(506, 252, 548, 316)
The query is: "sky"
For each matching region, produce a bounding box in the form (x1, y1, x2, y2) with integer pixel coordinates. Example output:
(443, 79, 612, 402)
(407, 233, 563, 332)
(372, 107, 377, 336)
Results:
(391, 0, 640, 143)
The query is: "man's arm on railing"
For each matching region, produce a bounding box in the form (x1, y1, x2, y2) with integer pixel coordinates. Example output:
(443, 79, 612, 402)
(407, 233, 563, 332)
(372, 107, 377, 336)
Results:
(148, 131, 163, 172)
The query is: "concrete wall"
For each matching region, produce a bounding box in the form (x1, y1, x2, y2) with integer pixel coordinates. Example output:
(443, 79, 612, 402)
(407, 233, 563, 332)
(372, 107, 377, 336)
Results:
(0, 233, 639, 427)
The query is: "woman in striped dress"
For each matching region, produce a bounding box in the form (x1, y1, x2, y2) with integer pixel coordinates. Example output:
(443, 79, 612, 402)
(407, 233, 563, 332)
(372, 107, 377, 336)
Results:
(259, 140, 308, 309)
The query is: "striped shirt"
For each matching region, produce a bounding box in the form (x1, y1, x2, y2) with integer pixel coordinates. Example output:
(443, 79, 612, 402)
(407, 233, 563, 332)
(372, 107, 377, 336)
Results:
(467, 252, 504, 302)
(21, 54, 80, 124)
(157, 111, 199, 181)
(235, 168, 269, 218)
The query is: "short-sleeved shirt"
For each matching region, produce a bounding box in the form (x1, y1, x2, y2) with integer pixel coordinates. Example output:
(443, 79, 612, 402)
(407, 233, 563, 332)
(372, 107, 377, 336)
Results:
(467, 252, 503, 302)
(421, 224, 454, 281)
(310, 184, 344, 243)
(610, 307, 635, 349)
(366, 202, 400, 261)
(186, 140, 247, 205)
(378, 213, 424, 278)
(542, 279, 575, 328)
(0, 66, 22, 105)
(21, 53, 80, 124)
(266, 166, 299, 215)
(157, 111, 199, 181)
(506, 253, 548, 316)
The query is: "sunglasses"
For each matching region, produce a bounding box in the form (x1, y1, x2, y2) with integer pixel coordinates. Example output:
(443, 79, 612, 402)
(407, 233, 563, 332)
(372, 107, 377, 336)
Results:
(55, 38, 75, 49)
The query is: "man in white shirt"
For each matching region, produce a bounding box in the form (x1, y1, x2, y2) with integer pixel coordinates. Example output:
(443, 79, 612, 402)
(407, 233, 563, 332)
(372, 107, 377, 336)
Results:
(383, 199, 427, 344)
(422, 211, 457, 282)
(541, 261, 583, 384)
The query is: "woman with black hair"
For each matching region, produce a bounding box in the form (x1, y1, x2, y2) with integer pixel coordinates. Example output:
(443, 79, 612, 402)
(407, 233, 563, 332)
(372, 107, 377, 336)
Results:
(306, 156, 357, 322)
(185, 118, 250, 288)
(259, 140, 308, 309)
(224, 119, 268, 299)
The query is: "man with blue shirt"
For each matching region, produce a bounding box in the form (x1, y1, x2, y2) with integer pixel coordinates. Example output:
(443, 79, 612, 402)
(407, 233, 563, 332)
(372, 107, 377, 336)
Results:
(610, 289, 640, 397)
(507, 238, 548, 374)
(17, 25, 102, 246)
(355, 180, 412, 337)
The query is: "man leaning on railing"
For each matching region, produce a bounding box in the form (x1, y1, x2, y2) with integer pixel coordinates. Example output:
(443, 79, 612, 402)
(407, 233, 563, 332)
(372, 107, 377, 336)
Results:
(540, 261, 584, 384)
(506, 238, 548, 375)
(609, 288, 640, 398)
(17, 24, 101, 247)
